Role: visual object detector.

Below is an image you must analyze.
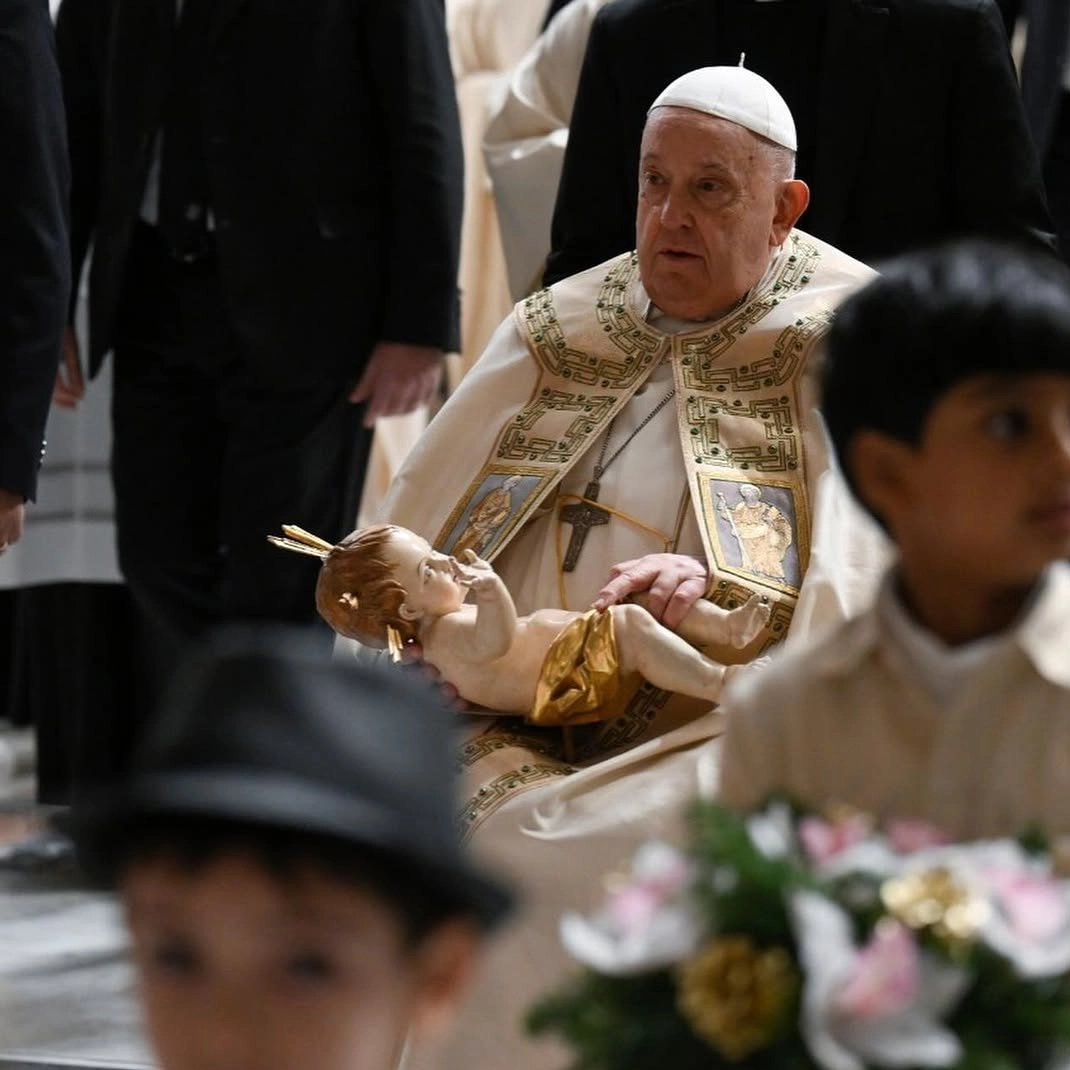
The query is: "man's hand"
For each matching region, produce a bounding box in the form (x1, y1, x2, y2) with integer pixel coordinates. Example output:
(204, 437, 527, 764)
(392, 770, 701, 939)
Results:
(592, 552, 708, 630)
(0, 489, 25, 550)
(53, 326, 85, 409)
(348, 342, 444, 428)
(399, 639, 470, 712)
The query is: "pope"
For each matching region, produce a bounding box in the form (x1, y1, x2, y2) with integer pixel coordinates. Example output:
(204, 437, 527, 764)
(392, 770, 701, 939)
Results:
(377, 65, 890, 1070)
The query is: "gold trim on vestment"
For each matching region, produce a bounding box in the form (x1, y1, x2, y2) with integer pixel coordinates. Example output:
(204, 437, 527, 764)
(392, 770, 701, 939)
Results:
(444, 234, 846, 830)
(434, 255, 669, 558)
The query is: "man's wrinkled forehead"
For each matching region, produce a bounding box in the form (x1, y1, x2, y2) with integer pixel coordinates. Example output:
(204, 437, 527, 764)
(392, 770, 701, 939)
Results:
(641, 107, 763, 160)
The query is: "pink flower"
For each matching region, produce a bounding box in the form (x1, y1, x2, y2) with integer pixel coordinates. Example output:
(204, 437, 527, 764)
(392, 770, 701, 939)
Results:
(832, 920, 920, 1020)
(800, 815, 871, 864)
(984, 867, 1070, 944)
(887, 820, 952, 854)
(604, 843, 693, 937)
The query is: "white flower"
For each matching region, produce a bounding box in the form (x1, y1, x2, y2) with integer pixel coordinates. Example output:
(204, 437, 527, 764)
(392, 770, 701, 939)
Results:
(956, 843, 1070, 978)
(790, 890, 969, 1070)
(559, 841, 705, 976)
(745, 800, 796, 859)
(886, 841, 1070, 979)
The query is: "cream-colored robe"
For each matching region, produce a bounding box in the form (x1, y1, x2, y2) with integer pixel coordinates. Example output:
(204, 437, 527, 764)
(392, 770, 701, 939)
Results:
(482, 0, 610, 301)
(447, 0, 546, 384)
(383, 233, 890, 1070)
(720, 563, 1070, 839)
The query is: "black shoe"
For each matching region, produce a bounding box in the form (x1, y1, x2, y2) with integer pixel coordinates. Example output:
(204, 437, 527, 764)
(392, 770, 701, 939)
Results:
(0, 831, 75, 872)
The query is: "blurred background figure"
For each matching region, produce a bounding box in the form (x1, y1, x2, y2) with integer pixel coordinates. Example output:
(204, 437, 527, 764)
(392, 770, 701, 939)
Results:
(0, 0, 68, 552)
(359, 0, 547, 523)
(52, 0, 464, 710)
(0, 0, 71, 800)
(483, 0, 610, 301)
(999, 0, 1070, 260)
(446, 0, 545, 382)
(544, 0, 1053, 286)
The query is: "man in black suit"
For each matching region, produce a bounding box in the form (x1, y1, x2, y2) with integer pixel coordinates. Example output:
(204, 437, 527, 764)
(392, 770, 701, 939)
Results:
(53, 0, 463, 648)
(546, 0, 1053, 284)
(0, 0, 70, 552)
(999, 0, 1070, 259)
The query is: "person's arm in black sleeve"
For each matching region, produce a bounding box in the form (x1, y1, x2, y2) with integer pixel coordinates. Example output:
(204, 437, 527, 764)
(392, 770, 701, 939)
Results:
(0, 0, 71, 527)
(948, 0, 1055, 253)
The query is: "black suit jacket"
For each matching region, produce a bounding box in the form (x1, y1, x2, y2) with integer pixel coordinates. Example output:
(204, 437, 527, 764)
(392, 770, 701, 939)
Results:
(56, 0, 463, 386)
(546, 0, 1053, 284)
(0, 0, 71, 501)
(1000, 0, 1070, 157)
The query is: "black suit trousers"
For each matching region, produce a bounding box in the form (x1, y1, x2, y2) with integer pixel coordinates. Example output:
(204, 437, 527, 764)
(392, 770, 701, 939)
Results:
(111, 224, 371, 645)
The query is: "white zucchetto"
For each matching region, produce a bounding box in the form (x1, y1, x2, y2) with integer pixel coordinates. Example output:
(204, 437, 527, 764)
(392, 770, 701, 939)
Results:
(648, 66, 797, 152)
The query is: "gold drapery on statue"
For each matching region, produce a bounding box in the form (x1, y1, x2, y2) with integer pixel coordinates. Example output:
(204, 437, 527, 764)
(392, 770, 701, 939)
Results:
(530, 608, 636, 726)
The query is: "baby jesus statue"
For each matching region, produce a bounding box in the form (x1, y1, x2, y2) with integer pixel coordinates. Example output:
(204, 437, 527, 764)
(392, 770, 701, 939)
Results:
(270, 524, 770, 726)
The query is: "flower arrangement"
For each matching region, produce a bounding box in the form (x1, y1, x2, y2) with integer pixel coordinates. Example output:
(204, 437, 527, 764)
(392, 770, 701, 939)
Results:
(527, 801, 1070, 1070)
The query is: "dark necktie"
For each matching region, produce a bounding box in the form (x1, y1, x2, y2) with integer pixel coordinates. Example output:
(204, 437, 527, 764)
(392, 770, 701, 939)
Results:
(157, 0, 214, 259)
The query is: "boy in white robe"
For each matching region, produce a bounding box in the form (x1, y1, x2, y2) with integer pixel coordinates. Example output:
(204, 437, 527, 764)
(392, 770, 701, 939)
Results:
(719, 241, 1070, 838)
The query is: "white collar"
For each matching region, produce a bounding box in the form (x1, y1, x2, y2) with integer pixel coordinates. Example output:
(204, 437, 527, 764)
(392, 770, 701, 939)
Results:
(806, 563, 1070, 690)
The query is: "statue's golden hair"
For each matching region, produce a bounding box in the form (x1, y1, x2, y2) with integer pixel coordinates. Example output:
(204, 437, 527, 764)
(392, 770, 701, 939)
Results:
(314, 525, 421, 647)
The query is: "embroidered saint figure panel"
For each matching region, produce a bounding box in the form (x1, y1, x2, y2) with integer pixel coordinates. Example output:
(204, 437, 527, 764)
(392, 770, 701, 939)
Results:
(439, 468, 549, 559)
(703, 476, 807, 595)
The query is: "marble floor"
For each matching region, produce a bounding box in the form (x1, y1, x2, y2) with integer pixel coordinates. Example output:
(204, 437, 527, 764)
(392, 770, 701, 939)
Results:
(0, 727, 152, 1070)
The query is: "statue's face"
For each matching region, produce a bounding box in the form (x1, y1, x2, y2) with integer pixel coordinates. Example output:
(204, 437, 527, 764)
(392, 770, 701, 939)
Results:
(388, 529, 467, 620)
(635, 108, 803, 321)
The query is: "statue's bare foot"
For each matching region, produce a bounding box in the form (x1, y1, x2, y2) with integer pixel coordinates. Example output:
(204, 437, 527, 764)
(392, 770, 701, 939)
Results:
(726, 593, 771, 648)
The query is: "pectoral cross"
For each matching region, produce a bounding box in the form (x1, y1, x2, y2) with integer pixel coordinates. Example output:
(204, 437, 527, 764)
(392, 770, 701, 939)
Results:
(560, 481, 610, 572)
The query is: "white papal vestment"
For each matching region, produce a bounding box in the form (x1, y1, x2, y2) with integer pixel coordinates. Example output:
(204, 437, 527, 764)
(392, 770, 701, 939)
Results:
(381, 231, 890, 1070)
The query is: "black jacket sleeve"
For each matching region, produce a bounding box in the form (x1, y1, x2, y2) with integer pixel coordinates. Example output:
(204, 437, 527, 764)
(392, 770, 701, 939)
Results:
(948, 0, 1053, 252)
(361, 0, 464, 352)
(0, 0, 71, 502)
(54, 0, 106, 324)
(544, 5, 637, 285)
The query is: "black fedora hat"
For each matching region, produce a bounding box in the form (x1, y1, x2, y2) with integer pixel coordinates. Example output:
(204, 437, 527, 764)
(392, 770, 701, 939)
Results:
(68, 627, 512, 929)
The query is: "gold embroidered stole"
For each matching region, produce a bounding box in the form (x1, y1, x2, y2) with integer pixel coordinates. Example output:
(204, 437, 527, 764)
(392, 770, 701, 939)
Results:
(444, 234, 839, 836)
(434, 254, 669, 562)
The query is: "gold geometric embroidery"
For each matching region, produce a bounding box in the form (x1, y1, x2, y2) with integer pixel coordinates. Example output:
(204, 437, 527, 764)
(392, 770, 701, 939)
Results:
(586, 682, 673, 754)
(458, 723, 568, 769)
(460, 763, 572, 840)
(685, 394, 800, 473)
(521, 259, 660, 389)
(679, 311, 829, 393)
(496, 390, 617, 463)
(593, 255, 664, 368)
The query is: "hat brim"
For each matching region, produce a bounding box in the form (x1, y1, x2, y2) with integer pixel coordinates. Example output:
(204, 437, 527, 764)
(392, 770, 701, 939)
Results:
(64, 769, 513, 930)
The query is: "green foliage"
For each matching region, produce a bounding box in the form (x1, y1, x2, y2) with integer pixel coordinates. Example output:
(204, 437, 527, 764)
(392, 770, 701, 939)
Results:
(686, 800, 807, 946)
(528, 799, 1070, 1070)
(527, 971, 714, 1070)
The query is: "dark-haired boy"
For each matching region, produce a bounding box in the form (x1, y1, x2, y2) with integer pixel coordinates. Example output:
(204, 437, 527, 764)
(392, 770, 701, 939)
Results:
(719, 242, 1070, 837)
(67, 630, 511, 1070)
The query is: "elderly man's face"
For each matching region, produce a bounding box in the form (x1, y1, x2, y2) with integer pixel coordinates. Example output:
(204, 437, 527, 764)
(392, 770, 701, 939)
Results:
(636, 108, 808, 321)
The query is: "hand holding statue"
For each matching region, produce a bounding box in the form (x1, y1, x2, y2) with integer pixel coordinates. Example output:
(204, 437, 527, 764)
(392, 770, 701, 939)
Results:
(592, 552, 709, 628)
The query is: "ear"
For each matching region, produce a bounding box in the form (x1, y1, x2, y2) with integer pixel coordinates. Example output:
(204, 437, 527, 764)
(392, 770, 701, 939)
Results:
(408, 919, 483, 1040)
(771, 179, 810, 246)
(398, 602, 420, 622)
(848, 431, 916, 530)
